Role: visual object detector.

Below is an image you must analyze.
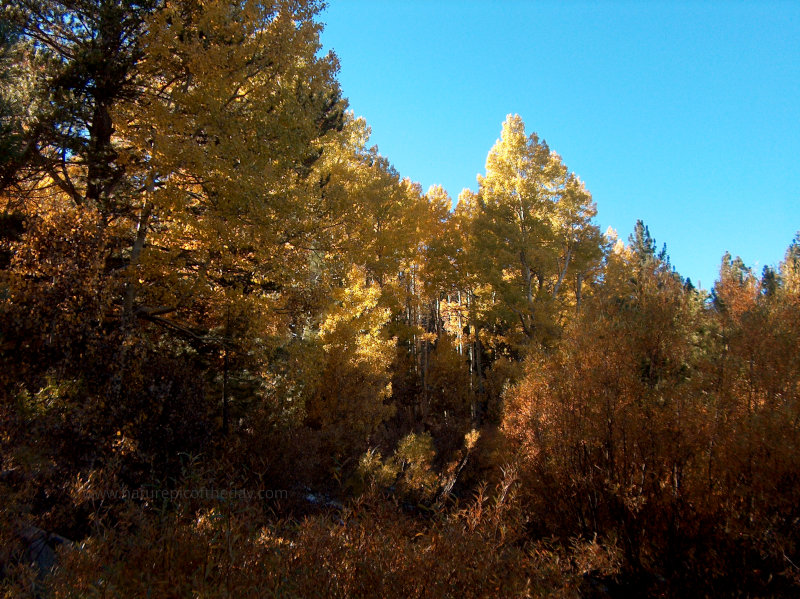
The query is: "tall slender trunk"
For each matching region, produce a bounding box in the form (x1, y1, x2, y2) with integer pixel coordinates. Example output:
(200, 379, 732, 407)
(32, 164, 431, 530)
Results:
(457, 291, 463, 355)
(122, 199, 153, 323)
(520, 250, 533, 305)
(222, 305, 231, 435)
(474, 329, 484, 394)
(552, 247, 573, 299)
(222, 345, 229, 435)
(473, 323, 485, 424)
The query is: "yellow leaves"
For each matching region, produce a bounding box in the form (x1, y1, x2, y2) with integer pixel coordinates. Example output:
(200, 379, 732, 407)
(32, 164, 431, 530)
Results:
(320, 269, 383, 334)
(299, 266, 396, 453)
(501, 267, 519, 282)
(419, 331, 437, 344)
(319, 266, 393, 366)
(111, 0, 342, 300)
(393, 432, 438, 498)
(460, 114, 604, 347)
(357, 448, 399, 489)
(357, 433, 439, 500)
(464, 429, 481, 451)
(315, 115, 427, 293)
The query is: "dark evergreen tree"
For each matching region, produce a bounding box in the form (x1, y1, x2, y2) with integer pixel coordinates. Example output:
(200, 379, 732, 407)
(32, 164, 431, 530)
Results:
(761, 265, 778, 297)
(4, 0, 159, 217)
(0, 16, 23, 191)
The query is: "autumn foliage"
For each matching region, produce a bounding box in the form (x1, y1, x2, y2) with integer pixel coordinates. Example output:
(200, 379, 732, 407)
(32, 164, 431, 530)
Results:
(1, 1, 799, 596)
(504, 238, 800, 594)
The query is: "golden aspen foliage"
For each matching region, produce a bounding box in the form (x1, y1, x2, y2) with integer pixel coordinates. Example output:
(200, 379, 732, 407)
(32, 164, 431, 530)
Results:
(111, 0, 344, 337)
(302, 266, 396, 460)
(463, 115, 602, 349)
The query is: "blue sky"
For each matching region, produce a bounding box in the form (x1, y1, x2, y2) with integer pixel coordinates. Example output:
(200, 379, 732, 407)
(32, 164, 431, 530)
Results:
(320, 1, 799, 289)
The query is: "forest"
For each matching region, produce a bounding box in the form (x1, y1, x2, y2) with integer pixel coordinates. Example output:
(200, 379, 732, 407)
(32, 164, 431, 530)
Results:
(1, 1, 799, 597)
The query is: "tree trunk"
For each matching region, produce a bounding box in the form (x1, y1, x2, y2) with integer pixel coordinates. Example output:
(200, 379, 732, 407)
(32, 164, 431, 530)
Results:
(86, 100, 116, 215)
(222, 346, 229, 435)
(122, 200, 153, 322)
(552, 246, 573, 299)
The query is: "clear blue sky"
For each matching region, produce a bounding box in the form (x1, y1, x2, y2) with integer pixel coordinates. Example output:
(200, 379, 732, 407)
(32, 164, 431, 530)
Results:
(320, 1, 799, 289)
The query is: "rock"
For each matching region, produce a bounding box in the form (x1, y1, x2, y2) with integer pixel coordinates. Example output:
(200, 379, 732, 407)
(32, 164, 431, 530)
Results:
(10, 522, 73, 595)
